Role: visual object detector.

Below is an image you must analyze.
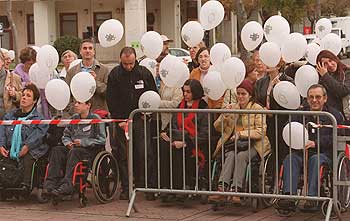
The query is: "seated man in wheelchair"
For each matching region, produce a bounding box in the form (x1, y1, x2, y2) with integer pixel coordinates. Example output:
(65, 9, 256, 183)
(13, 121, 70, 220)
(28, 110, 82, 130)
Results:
(44, 99, 106, 196)
(208, 80, 271, 204)
(0, 83, 49, 191)
(276, 84, 344, 211)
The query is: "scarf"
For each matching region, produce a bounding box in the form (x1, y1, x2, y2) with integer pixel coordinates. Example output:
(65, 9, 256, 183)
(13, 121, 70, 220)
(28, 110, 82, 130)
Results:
(10, 108, 35, 160)
(176, 99, 205, 168)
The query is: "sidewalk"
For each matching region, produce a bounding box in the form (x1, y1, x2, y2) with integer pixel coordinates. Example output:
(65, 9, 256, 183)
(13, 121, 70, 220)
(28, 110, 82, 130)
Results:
(0, 189, 347, 221)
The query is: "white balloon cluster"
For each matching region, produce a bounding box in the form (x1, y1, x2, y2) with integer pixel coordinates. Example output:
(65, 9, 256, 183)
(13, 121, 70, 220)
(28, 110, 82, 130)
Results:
(30, 45, 59, 89)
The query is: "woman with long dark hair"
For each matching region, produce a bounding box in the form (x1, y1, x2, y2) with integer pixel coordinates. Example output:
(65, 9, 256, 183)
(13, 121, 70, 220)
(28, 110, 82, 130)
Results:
(316, 50, 350, 119)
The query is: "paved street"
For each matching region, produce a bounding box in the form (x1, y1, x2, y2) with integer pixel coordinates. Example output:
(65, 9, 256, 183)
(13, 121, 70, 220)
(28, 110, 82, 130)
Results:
(0, 189, 349, 221)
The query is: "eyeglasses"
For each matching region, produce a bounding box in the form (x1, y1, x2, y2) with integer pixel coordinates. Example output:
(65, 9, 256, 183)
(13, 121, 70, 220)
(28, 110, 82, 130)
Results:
(307, 95, 324, 101)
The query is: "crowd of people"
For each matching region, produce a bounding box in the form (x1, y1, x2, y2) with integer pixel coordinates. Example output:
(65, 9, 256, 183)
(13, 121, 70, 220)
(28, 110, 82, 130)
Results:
(0, 35, 348, 213)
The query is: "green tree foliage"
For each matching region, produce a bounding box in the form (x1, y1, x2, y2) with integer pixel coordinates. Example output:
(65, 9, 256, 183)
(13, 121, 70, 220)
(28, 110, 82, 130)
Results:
(53, 36, 82, 61)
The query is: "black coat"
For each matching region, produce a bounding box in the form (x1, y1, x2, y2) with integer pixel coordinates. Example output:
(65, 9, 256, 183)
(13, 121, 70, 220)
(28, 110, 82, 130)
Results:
(319, 68, 350, 115)
(253, 73, 294, 110)
(106, 62, 157, 119)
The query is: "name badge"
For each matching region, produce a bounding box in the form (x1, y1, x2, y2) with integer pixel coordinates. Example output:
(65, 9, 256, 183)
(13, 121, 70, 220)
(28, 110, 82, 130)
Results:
(83, 125, 91, 132)
(311, 128, 315, 134)
(135, 80, 144, 89)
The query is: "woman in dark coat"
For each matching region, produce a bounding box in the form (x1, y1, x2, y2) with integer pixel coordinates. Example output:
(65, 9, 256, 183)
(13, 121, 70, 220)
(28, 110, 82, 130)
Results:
(316, 50, 350, 120)
(159, 79, 208, 201)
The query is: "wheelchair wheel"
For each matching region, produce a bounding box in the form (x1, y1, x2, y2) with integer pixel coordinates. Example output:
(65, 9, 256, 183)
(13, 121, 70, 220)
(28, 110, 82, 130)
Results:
(338, 152, 350, 210)
(91, 151, 119, 203)
(260, 153, 277, 207)
(321, 200, 341, 219)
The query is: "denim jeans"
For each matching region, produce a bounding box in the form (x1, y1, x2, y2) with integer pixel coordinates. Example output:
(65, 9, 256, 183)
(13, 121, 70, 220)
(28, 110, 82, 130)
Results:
(282, 152, 331, 196)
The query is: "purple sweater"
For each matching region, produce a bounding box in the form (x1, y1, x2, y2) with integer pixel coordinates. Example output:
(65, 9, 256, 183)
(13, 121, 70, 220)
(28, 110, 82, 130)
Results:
(14, 63, 31, 87)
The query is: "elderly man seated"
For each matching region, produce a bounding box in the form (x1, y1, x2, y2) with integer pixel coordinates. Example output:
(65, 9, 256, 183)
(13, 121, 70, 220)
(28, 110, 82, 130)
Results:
(276, 84, 343, 211)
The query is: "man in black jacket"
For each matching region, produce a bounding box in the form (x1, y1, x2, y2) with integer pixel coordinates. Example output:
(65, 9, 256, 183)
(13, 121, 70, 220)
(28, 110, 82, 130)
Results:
(106, 47, 157, 200)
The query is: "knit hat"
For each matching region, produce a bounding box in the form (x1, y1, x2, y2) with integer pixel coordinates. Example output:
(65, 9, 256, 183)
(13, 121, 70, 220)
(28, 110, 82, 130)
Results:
(237, 79, 254, 95)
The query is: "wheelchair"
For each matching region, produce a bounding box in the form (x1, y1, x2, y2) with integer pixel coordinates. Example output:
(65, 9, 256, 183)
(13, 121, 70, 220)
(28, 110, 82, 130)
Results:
(273, 157, 333, 217)
(210, 151, 273, 212)
(49, 149, 119, 207)
(0, 157, 48, 203)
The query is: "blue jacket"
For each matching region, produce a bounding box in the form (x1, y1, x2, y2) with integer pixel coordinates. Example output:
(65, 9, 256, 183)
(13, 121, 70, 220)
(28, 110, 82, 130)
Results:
(62, 113, 106, 148)
(0, 108, 49, 159)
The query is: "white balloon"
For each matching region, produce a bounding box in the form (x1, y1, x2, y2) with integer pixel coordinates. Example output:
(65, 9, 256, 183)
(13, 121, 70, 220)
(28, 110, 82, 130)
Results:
(8, 50, 15, 60)
(281, 33, 307, 63)
(221, 57, 245, 89)
(138, 91, 161, 109)
(202, 71, 226, 100)
(68, 59, 82, 70)
(70, 72, 96, 102)
(273, 81, 300, 110)
(259, 42, 281, 68)
(29, 63, 51, 89)
(36, 45, 59, 71)
(159, 55, 189, 88)
(45, 79, 70, 110)
(200, 0, 225, 30)
(315, 18, 332, 40)
(264, 15, 290, 47)
(31, 46, 40, 53)
(140, 31, 163, 59)
(174, 61, 190, 88)
(208, 64, 223, 74)
(241, 21, 264, 51)
(305, 43, 321, 65)
(181, 21, 204, 47)
(140, 58, 157, 77)
(98, 19, 124, 48)
(283, 122, 309, 150)
(210, 43, 231, 66)
(320, 33, 342, 55)
(295, 65, 319, 97)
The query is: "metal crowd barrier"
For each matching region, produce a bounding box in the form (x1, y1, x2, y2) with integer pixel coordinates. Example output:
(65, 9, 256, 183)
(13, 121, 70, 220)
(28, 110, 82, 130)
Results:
(125, 108, 348, 221)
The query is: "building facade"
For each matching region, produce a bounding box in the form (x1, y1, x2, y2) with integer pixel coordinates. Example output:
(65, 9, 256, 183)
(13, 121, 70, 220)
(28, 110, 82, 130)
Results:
(0, 0, 236, 62)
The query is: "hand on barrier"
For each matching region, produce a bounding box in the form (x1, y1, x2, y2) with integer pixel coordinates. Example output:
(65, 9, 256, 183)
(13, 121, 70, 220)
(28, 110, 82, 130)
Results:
(0, 147, 9, 157)
(119, 122, 127, 130)
(160, 132, 170, 142)
(305, 140, 315, 149)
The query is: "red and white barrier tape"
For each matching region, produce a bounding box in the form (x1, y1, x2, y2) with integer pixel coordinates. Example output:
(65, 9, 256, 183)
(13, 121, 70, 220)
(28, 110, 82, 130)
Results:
(0, 118, 130, 126)
(308, 122, 350, 129)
